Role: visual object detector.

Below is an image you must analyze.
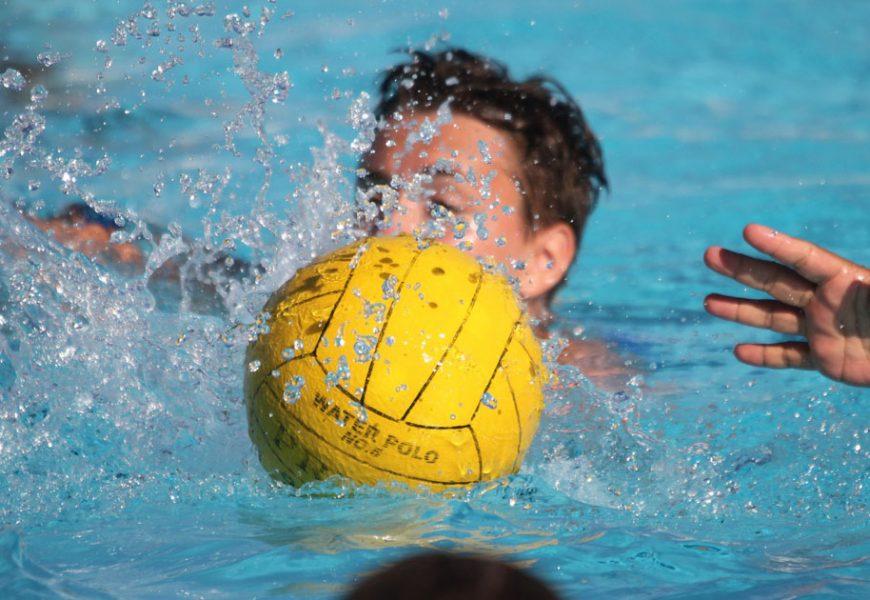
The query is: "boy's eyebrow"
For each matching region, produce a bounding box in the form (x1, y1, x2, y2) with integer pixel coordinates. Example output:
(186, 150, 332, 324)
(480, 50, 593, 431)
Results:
(357, 168, 391, 186)
(358, 165, 454, 187)
(423, 162, 457, 176)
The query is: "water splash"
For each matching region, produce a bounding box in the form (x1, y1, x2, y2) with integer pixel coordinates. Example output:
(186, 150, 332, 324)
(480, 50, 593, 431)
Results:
(0, 1, 862, 555)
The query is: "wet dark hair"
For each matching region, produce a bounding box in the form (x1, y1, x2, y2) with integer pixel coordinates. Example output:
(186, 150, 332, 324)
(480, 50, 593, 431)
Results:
(372, 48, 608, 298)
(344, 552, 561, 600)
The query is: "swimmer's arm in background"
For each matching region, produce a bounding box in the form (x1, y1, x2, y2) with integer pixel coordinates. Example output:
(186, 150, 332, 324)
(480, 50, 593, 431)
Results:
(29, 203, 145, 271)
(28, 203, 259, 314)
(557, 337, 637, 393)
(704, 223, 870, 387)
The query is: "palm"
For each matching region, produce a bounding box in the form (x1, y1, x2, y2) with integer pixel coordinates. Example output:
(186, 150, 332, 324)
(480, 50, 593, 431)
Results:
(805, 272, 870, 385)
(704, 224, 870, 387)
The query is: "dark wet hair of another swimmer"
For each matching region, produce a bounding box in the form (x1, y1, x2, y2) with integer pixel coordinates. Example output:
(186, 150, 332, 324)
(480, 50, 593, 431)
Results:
(344, 551, 561, 600)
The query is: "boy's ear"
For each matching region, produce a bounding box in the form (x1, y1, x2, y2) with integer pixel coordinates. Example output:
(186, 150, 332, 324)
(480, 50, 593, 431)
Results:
(520, 222, 576, 300)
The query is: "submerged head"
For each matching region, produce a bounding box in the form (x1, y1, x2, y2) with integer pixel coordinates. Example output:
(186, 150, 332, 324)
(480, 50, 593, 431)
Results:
(345, 551, 560, 600)
(358, 48, 607, 314)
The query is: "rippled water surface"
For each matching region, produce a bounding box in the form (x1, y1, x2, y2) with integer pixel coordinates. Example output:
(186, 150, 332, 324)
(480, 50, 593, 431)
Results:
(1, 1, 868, 598)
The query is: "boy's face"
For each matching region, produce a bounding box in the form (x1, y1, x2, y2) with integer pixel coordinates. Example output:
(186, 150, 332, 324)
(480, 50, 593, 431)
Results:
(360, 110, 547, 300)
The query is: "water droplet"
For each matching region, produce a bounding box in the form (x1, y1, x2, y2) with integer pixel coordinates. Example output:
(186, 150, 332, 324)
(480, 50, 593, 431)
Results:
(283, 375, 305, 404)
(1, 68, 26, 92)
(37, 51, 63, 68)
(481, 392, 497, 409)
(247, 359, 261, 372)
(353, 334, 378, 363)
(477, 140, 492, 164)
(325, 355, 351, 388)
(363, 300, 386, 322)
(381, 274, 399, 300)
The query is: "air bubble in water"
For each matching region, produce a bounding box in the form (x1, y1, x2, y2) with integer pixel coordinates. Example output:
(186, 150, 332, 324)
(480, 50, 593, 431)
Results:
(481, 391, 497, 409)
(247, 359, 261, 373)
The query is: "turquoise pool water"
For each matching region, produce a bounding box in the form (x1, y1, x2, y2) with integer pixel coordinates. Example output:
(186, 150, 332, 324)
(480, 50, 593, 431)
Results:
(1, 1, 868, 597)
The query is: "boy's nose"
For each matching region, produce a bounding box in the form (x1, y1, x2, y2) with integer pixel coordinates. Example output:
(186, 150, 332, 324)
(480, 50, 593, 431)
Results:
(380, 192, 425, 236)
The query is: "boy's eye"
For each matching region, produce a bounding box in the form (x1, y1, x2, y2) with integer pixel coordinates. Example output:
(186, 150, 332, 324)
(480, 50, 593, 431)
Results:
(427, 197, 459, 219)
(357, 181, 399, 229)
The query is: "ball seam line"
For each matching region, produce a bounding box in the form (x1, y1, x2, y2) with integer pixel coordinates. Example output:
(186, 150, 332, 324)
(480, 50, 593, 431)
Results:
(261, 379, 477, 485)
(313, 245, 363, 351)
(251, 410, 325, 482)
(504, 361, 524, 472)
(283, 289, 342, 311)
(251, 353, 314, 399)
(517, 337, 540, 381)
(468, 426, 483, 482)
(359, 246, 424, 408)
(468, 318, 521, 424)
(311, 355, 468, 430)
(399, 262, 485, 422)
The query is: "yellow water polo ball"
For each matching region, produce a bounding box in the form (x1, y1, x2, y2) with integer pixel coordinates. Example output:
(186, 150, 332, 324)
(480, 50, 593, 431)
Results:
(244, 235, 546, 489)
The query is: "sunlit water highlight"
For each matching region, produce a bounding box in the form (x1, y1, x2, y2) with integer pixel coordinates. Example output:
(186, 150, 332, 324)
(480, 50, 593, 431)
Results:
(0, 1, 868, 597)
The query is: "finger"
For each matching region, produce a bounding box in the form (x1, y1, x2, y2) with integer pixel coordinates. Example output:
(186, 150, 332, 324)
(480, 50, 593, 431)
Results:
(704, 294, 806, 335)
(704, 246, 815, 307)
(733, 342, 814, 370)
(743, 224, 848, 284)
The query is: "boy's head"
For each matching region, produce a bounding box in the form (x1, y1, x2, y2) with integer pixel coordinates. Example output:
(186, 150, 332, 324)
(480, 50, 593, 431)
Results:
(344, 551, 560, 600)
(358, 48, 607, 311)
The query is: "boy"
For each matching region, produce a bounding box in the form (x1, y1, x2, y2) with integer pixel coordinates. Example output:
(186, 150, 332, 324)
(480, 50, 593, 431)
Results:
(30, 48, 869, 387)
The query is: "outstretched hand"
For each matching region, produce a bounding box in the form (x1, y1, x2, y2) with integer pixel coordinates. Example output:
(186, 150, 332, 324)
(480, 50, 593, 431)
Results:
(704, 224, 870, 387)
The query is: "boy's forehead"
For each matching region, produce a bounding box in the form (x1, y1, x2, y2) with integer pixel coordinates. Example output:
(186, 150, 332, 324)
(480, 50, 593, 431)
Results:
(364, 111, 522, 179)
